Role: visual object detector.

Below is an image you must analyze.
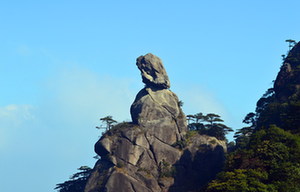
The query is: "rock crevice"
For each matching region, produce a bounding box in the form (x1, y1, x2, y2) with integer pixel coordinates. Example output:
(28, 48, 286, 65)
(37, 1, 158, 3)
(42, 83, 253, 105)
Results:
(85, 53, 226, 192)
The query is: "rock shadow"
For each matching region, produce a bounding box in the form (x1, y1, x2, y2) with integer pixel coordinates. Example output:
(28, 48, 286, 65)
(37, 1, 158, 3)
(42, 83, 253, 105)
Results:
(169, 144, 225, 192)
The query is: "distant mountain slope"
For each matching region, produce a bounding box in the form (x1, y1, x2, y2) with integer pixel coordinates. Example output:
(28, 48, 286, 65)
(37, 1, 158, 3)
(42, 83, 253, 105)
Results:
(206, 41, 300, 192)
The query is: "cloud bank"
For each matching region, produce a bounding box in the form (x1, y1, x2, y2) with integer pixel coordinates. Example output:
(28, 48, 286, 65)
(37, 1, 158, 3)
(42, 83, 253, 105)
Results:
(0, 104, 35, 150)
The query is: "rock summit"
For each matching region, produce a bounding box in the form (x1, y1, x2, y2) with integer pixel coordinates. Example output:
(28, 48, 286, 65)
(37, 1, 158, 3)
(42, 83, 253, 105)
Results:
(84, 54, 226, 192)
(136, 53, 170, 89)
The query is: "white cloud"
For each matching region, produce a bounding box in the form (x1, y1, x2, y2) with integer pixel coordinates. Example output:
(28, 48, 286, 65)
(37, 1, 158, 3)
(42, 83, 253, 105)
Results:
(31, 65, 140, 171)
(175, 85, 238, 141)
(0, 104, 35, 150)
(0, 104, 35, 126)
(41, 66, 138, 129)
(177, 85, 229, 120)
(41, 66, 229, 126)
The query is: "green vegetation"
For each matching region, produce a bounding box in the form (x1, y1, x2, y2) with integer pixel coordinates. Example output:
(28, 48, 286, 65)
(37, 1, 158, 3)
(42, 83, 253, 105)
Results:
(208, 126, 300, 191)
(55, 166, 92, 192)
(286, 39, 297, 52)
(172, 130, 199, 150)
(105, 121, 138, 136)
(96, 115, 139, 136)
(159, 159, 176, 178)
(57, 40, 300, 192)
(96, 116, 117, 132)
(207, 169, 274, 192)
(206, 41, 300, 192)
(187, 113, 233, 140)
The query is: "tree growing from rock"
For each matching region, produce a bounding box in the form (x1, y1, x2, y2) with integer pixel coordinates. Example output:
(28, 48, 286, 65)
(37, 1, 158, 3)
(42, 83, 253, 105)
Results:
(234, 112, 256, 149)
(188, 113, 233, 140)
(55, 166, 92, 192)
(206, 41, 300, 192)
(96, 116, 117, 132)
(286, 39, 297, 52)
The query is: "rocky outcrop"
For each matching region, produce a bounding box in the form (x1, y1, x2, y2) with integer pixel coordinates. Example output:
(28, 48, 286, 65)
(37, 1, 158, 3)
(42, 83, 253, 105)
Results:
(274, 42, 300, 101)
(256, 41, 300, 132)
(136, 53, 170, 89)
(85, 54, 226, 192)
(130, 87, 186, 145)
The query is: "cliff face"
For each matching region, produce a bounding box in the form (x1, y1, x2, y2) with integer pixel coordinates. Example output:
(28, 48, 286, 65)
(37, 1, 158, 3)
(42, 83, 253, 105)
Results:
(85, 54, 226, 192)
(257, 42, 300, 132)
(274, 42, 300, 101)
(204, 42, 300, 192)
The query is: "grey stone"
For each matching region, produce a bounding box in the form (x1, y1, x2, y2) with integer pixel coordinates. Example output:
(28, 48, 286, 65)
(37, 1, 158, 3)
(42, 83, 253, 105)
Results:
(130, 87, 187, 145)
(86, 125, 227, 192)
(136, 53, 170, 89)
(105, 172, 153, 192)
(85, 54, 227, 192)
(114, 138, 144, 166)
(149, 136, 182, 165)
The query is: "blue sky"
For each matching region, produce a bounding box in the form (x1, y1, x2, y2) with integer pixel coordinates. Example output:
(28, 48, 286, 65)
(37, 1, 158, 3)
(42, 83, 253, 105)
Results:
(1, 1, 300, 191)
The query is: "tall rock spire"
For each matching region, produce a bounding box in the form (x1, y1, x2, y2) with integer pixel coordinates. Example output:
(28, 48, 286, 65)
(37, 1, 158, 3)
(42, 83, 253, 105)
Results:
(136, 53, 170, 89)
(131, 53, 186, 144)
(84, 54, 226, 192)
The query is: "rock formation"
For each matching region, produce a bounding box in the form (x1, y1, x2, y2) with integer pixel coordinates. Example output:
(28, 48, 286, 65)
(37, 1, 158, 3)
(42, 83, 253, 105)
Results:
(136, 53, 170, 89)
(274, 42, 300, 101)
(256, 41, 300, 132)
(130, 54, 186, 145)
(85, 53, 226, 192)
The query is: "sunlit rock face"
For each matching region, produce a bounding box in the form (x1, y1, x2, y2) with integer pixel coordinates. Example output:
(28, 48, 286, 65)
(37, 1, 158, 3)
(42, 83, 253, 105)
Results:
(84, 54, 226, 192)
(131, 53, 186, 144)
(136, 53, 170, 89)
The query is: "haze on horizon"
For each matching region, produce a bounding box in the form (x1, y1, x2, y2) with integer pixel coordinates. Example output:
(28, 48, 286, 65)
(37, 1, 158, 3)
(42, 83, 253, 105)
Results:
(1, 1, 300, 191)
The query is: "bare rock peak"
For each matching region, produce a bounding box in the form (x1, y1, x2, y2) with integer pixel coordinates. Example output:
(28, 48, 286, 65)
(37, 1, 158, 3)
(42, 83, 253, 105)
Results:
(137, 53, 170, 89)
(84, 54, 226, 192)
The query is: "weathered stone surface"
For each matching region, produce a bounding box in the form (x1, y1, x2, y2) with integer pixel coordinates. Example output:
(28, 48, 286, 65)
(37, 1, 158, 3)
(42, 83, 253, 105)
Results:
(136, 53, 170, 89)
(169, 135, 226, 192)
(85, 54, 227, 192)
(84, 160, 114, 192)
(115, 138, 144, 166)
(149, 136, 181, 165)
(86, 126, 226, 192)
(130, 87, 187, 145)
(105, 172, 153, 192)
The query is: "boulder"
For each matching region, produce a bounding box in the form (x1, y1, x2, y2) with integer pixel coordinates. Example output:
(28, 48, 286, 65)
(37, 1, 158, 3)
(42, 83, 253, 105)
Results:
(136, 53, 170, 89)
